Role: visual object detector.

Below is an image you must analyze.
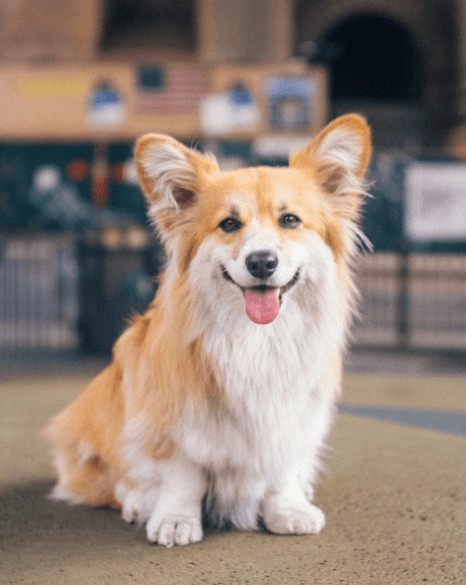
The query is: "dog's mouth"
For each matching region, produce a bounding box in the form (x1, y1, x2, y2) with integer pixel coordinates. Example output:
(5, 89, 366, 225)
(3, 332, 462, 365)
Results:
(221, 266, 300, 325)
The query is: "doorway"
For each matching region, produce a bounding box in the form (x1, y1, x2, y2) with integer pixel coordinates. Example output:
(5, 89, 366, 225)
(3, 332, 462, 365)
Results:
(317, 13, 426, 149)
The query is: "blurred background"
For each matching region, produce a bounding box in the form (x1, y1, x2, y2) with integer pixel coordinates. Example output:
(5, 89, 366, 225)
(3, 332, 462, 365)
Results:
(0, 0, 465, 376)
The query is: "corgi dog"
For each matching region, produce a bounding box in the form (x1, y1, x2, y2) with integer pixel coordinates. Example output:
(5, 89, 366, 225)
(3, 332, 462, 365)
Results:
(43, 114, 371, 547)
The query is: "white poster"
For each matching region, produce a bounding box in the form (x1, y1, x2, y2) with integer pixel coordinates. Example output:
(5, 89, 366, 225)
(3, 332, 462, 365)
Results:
(200, 84, 259, 136)
(405, 163, 466, 241)
(86, 82, 126, 130)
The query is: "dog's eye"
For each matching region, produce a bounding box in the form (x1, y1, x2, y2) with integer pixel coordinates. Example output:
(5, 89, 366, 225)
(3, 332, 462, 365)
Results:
(219, 217, 242, 233)
(279, 214, 301, 229)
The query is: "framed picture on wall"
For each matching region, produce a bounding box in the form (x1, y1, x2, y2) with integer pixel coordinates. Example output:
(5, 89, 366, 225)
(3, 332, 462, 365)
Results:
(265, 77, 315, 131)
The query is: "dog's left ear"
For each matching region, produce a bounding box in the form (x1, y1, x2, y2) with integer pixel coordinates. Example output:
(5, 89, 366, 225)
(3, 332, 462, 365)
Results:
(134, 134, 218, 230)
(290, 114, 371, 221)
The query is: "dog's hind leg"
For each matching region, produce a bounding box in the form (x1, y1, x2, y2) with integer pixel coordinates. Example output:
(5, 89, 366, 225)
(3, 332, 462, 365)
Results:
(42, 365, 125, 509)
(45, 427, 120, 509)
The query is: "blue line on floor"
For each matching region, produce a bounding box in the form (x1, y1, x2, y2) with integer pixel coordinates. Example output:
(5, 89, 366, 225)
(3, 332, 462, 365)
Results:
(339, 405, 466, 437)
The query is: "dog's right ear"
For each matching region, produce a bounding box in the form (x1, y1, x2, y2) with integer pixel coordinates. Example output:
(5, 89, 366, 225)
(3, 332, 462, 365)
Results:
(134, 134, 218, 229)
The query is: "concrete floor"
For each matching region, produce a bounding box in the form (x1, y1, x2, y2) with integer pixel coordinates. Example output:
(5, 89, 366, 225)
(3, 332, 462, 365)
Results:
(1, 371, 465, 584)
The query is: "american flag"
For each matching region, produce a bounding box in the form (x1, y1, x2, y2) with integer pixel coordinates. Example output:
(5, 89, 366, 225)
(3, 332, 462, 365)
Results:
(136, 67, 208, 114)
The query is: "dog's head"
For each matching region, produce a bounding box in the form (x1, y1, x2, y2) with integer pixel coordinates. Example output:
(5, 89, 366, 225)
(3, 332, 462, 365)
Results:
(135, 115, 371, 326)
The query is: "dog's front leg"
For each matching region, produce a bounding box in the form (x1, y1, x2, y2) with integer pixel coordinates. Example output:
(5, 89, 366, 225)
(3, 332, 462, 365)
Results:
(146, 457, 207, 547)
(262, 473, 326, 536)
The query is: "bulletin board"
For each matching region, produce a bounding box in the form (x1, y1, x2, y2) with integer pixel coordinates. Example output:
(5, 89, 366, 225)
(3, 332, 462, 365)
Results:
(0, 62, 327, 143)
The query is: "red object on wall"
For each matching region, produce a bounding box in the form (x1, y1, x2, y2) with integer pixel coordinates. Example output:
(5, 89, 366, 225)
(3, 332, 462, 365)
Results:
(91, 145, 110, 207)
(67, 159, 89, 182)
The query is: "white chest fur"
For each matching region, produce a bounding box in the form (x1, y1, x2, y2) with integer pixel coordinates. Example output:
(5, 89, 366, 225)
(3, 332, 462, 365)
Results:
(175, 303, 337, 528)
(172, 232, 343, 528)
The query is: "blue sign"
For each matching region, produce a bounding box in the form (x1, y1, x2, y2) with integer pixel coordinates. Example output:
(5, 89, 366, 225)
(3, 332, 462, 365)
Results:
(87, 82, 125, 129)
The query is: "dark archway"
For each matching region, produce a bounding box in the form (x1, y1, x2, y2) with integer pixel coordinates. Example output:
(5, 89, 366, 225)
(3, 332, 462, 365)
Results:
(307, 13, 426, 149)
(321, 13, 424, 104)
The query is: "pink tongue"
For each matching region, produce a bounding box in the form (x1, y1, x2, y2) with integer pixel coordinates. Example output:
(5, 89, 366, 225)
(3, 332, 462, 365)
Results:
(245, 289, 280, 324)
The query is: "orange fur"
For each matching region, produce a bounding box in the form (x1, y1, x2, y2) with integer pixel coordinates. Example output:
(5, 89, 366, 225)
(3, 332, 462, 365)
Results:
(43, 365, 125, 507)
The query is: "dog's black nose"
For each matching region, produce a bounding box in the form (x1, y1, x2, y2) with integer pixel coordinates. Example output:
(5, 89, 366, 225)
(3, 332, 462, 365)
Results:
(246, 250, 278, 279)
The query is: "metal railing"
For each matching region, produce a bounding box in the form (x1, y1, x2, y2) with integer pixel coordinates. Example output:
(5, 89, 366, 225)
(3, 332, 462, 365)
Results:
(1, 234, 465, 377)
(353, 252, 466, 350)
(0, 233, 79, 374)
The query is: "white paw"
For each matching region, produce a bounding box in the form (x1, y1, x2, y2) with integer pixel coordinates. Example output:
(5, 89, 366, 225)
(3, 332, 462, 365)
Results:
(146, 514, 203, 547)
(121, 489, 143, 523)
(117, 485, 156, 525)
(264, 503, 326, 535)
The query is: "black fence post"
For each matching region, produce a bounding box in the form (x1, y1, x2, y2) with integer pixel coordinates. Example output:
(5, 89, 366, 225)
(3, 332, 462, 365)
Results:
(397, 239, 410, 349)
